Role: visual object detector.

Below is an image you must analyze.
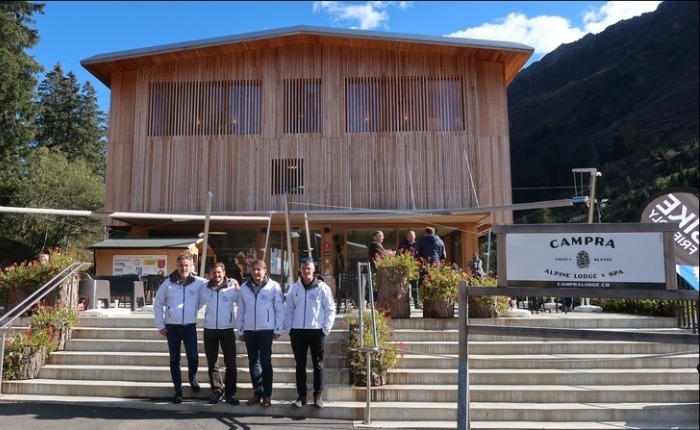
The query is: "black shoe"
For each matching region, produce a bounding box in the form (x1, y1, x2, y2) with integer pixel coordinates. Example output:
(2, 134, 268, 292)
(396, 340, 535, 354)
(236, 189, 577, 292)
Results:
(313, 395, 324, 409)
(174, 392, 183, 404)
(209, 392, 223, 404)
(189, 379, 200, 392)
(225, 394, 240, 405)
(292, 396, 307, 408)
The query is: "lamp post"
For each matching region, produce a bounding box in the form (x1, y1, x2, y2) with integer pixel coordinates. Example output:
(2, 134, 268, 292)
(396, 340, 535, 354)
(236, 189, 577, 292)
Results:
(571, 168, 602, 310)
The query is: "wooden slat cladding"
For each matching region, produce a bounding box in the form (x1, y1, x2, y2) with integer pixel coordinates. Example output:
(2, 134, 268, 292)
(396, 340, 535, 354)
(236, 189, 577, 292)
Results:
(148, 80, 261, 136)
(346, 76, 463, 133)
(104, 42, 513, 224)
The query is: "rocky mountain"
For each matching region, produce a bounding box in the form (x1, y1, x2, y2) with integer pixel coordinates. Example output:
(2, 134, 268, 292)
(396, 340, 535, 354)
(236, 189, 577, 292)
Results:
(508, 0, 699, 223)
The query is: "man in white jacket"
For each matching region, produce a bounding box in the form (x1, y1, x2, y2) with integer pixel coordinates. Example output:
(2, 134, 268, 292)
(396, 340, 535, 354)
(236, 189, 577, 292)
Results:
(199, 262, 240, 405)
(153, 253, 207, 404)
(285, 258, 336, 409)
(236, 259, 285, 408)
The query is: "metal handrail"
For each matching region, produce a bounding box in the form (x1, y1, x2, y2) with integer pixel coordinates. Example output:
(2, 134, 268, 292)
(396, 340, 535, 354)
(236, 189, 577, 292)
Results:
(0, 261, 89, 393)
(354, 261, 379, 425)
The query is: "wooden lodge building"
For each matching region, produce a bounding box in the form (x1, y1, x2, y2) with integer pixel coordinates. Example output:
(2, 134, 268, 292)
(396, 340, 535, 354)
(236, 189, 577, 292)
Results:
(81, 25, 534, 286)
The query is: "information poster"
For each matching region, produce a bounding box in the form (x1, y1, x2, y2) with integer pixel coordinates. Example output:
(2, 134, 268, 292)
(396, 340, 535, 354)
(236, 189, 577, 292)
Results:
(112, 255, 167, 277)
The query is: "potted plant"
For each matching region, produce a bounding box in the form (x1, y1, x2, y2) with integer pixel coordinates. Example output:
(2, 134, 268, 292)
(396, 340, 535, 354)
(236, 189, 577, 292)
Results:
(344, 308, 403, 386)
(373, 252, 419, 318)
(420, 262, 463, 318)
(2, 300, 78, 380)
(466, 275, 510, 318)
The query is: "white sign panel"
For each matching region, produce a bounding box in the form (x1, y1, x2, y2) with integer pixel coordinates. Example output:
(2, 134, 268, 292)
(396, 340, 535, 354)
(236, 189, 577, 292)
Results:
(506, 232, 666, 289)
(113, 255, 167, 277)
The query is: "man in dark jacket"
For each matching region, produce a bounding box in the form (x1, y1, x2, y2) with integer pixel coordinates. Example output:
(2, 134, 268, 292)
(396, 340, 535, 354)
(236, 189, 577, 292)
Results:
(416, 227, 446, 266)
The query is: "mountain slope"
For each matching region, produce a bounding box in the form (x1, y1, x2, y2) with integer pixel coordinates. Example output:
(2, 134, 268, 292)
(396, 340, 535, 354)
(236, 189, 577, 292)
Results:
(507, 0, 699, 223)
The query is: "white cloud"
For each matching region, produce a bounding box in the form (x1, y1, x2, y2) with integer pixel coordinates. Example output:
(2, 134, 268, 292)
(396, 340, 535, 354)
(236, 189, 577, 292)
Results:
(583, 1, 661, 34)
(313, 1, 412, 30)
(447, 1, 661, 60)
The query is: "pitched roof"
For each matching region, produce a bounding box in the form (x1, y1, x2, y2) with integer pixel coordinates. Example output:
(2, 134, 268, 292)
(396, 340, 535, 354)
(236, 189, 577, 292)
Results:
(82, 25, 534, 86)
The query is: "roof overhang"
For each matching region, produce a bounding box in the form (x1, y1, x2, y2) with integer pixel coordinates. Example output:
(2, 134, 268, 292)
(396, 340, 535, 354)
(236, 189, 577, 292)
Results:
(81, 25, 534, 87)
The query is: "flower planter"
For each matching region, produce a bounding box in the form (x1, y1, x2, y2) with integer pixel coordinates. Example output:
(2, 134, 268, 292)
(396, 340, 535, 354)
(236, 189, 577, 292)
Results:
(376, 266, 411, 318)
(4, 346, 48, 380)
(422, 299, 455, 318)
(349, 351, 389, 386)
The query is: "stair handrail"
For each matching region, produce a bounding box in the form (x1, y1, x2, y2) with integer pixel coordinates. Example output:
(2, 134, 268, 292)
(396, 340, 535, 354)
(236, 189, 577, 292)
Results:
(355, 261, 379, 425)
(0, 261, 89, 393)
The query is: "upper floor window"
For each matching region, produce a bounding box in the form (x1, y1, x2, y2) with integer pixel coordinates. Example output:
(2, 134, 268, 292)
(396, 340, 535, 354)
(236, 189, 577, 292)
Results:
(271, 158, 304, 195)
(284, 79, 321, 134)
(346, 76, 464, 133)
(148, 80, 261, 136)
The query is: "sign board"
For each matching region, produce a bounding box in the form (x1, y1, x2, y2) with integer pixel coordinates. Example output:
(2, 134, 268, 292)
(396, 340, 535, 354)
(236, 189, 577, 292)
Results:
(493, 223, 678, 290)
(639, 188, 699, 290)
(112, 255, 167, 277)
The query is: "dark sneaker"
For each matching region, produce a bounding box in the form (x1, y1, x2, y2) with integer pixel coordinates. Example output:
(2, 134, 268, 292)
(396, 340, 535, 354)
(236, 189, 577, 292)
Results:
(189, 379, 200, 392)
(225, 394, 240, 405)
(292, 396, 307, 408)
(209, 391, 223, 404)
(174, 392, 183, 404)
(313, 395, 324, 409)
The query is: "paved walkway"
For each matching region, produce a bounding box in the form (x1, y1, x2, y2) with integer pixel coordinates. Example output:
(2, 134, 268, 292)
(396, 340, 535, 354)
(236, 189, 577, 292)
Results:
(0, 399, 357, 430)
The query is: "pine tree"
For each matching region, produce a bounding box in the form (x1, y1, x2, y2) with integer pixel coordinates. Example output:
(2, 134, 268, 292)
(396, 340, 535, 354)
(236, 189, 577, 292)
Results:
(0, 1, 44, 198)
(34, 64, 107, 176)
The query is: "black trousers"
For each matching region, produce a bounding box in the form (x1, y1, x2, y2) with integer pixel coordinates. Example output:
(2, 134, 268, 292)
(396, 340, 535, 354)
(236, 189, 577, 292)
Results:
(289, 328, 325, 398)
(203, 328, 238, 396)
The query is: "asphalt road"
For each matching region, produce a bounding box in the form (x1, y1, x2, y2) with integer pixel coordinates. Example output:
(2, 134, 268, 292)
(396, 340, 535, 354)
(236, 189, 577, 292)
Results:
(0, 401, 357, 430)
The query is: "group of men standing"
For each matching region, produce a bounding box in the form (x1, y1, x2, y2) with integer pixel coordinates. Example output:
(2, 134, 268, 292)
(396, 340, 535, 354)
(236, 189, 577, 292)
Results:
(369, 227, 447, 308)
(153, 253, 336, 409)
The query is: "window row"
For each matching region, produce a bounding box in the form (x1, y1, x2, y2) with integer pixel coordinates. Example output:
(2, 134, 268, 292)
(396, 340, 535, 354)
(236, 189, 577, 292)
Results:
(148, 77, 464, 136)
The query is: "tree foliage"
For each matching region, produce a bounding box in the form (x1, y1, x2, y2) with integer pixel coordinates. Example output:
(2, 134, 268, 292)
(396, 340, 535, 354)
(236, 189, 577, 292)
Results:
(0, 1, 44, 197)
(3, 147, 104, 256)
(34, 63, 107, 176)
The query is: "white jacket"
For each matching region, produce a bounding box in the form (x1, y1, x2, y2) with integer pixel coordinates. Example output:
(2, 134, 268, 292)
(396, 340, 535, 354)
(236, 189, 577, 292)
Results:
(285, 275, 336, 336)
(236, 276, 285, 334)
(153, 271, 206, 330)
(199, 277, 239, 330)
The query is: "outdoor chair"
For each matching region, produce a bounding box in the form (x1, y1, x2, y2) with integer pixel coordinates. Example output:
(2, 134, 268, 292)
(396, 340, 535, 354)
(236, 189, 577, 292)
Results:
(78, 273, 111, 310)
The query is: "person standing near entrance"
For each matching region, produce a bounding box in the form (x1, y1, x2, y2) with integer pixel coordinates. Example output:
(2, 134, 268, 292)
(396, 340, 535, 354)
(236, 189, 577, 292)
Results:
(416, 227, 446, 266)
(199, 262, 240, 405)
(285, 258, 336, 409)
(469, 251, 485, 277)
(153, 253, 207, 404)
(368, 230, 388, 272)
(237, 259, 285, 408)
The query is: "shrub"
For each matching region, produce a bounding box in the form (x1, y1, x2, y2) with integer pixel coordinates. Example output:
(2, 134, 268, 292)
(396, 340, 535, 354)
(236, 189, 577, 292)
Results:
(344, 308, 403, 386)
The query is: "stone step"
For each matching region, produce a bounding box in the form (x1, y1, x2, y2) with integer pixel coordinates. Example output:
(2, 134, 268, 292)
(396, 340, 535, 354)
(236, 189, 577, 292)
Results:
(394, 353, 699, 369)
(49, 350, 347, 368)
(38, 365, 351, 384)
(0, 391, 697, 426)
(385, 367, 698, 385)
(63, 338, 346, 354)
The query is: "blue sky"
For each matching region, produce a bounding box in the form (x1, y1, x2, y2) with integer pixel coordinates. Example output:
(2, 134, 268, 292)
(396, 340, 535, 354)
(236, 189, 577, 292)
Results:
(29, 1, 661, 113)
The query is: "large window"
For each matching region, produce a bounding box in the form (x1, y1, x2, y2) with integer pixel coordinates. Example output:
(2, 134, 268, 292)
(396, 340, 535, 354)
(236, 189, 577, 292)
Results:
(148, 80, 261, 136)
(271, 158, 304, 195)
(284, 78, 321, 134)
(346, 76, 464, 133)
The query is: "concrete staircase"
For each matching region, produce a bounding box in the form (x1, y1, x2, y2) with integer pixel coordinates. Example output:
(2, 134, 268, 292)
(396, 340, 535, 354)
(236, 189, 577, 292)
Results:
(2, 307, 698, 429)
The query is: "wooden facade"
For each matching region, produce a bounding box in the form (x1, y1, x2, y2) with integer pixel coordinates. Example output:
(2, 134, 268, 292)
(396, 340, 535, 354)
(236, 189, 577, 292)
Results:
(82, 26, 533, 275)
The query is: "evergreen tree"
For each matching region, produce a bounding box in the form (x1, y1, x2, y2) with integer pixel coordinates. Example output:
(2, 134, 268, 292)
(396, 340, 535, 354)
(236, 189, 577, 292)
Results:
(34, 64, 107, 176)
(0, 1, 44, 199)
